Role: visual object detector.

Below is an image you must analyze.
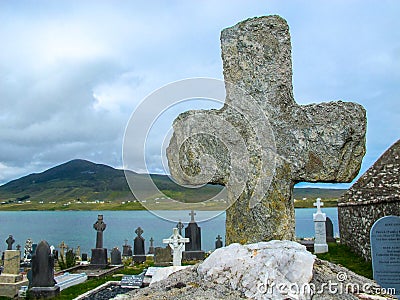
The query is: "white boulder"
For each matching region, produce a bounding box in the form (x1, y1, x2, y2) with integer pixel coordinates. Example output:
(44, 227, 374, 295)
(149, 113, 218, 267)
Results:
(198, 240, 315, 299)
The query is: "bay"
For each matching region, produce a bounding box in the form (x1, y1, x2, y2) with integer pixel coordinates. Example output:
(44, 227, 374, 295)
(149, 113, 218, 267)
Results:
(0, 208, 338, 254)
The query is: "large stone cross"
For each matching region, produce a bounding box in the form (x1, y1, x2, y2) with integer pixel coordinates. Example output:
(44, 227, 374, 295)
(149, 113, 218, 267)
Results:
(93, 215, 106, 249)
(189, 210, 196, 223)
(58, 241, 68, 259)
(313, 198, 324, 214)
(163, 228, 189, 266)
(167, 15, 366, 244)
(135, 227, 144, 238)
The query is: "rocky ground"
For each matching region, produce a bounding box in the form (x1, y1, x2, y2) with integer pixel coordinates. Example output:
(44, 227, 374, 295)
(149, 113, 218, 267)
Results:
(111, 242, 394, 300)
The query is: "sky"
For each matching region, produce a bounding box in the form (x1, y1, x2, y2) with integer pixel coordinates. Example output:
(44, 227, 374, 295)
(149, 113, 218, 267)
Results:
(0, 0, 399, 189)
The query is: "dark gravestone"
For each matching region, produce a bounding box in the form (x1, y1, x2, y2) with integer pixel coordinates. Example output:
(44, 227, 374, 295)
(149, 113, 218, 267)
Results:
(370, 216, 400, 299)
(16, 244, 21, 251)
(176, 221, 184, 235)
(148, 237, 155, 255)
(133, 227, 146, 263)
(81, 253, 88, 261)
(90, 215, 108, 268)
(215, 235, 223, 249)
(183, 211, 205, 260)
(122, 239, 132, 257)
(6, 235, 15, 250)
(154, 246, 172, 267)
(111, 247, 122, 265)
(325, 217, 336, 243)
(53, 250, 58, 260)
(29, 240, 60, 298)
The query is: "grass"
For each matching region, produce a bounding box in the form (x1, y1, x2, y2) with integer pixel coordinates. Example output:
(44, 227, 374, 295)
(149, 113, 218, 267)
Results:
(317, 242, 373, 279)
(53, 263, 150, 300)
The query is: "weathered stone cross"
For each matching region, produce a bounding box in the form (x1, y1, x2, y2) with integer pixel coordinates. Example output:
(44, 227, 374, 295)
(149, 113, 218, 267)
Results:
(176, 220, 184, 235)
(149, 237, 154, 247)
(313, 198, 324, 214)
(6, 235, 15, 250)
(163, 228, 189, 266)
(93, 215, 106, 249)
(58, 241, 68, 259)
(167, 15, 366, 244)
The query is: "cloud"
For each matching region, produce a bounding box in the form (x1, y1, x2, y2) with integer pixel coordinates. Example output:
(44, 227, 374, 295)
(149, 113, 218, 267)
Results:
(0, 0, 399, 188)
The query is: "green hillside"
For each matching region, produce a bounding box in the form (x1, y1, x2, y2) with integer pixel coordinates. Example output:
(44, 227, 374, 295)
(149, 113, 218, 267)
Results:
(0, 159, 346, 210)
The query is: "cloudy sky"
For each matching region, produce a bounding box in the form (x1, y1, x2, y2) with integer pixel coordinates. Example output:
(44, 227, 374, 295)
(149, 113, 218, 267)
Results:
(0, 0, 399, 189)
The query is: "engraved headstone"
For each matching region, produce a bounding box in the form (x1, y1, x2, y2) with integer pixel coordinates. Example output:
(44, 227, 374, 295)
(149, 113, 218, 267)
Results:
(90, 215, 108, 267)
(133, 227, 146, 263)
(215, 235, 223, 249)
(120, 274, 144, 289)
(122, 239, 132, 257)
(81, 253, 88, 262)
(30, 240, 60, 298)
(154, 247, 172, 267)
(325, 216, 336, 243)
(183, 210, 205, 260)
(111, 247, 122, 265)
(313, 198, 328, 254)
(167, 15, 367, 244)
(163, 228, 189, 266)
(370, 216, 400, 299)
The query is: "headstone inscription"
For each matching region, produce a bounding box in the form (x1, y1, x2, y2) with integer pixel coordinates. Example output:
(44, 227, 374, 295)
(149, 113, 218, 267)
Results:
(29, 240, 60, 298)
(215, 235, 223, 249)
(163, 228, 189, 266)
(166, 15, 367, 245)
(133, 227, 146, 263)
(183, 210, 205, 260)
(90, 215, 108, 267)
(370, 216, 400, 299)
(120, 274, 144, 289)
(111, 247, 122, 265)
(313, 198, 328, 254)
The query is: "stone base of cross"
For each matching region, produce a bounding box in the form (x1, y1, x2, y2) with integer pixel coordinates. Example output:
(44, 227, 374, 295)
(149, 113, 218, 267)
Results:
(163, 228, 189, 266)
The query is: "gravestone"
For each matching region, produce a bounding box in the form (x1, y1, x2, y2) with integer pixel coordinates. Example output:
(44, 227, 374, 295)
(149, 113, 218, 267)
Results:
(24, 239, 33, 261)
(313, 198, 328, 254)
(75, 246, 81, 261)
(163, 228, 189, 266)
(16, 244, 21, 251)
(6, 235, 15, 250)
(120, 274, 144, 289)
(122, 239, 133, 257)
(154, 247, 172, 267)
(148, 237, 155, 255)
(215, 235, 223, 249)
(29, 240, 60, 298)
(133, 227, 146, 263)
(111, 247, 122, 265)
(370, 216, 400, 299)
(0, 246, 28, 298)
(183, 210, 205, 260)
(167, 15, 366, 244)
(58, 241, 68, 261)
(90, 215, 108, 267)
(81, 253, 88, 262)
(176, 221, 184, 235)
(325, 216, 336, 243)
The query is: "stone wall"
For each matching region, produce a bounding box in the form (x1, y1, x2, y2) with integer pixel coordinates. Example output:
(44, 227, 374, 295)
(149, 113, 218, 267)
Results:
(338, 200, 399, 261)
(338, 139, 400, 261)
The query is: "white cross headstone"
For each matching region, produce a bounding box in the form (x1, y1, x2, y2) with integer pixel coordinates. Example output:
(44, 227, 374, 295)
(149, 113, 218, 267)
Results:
(313, 198, 328, 254)
(163, 228, 189, 266)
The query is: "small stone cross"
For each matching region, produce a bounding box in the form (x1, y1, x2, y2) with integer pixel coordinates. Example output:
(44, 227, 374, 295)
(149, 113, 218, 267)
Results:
(313, 198, 324, 214)
(216, 235, 222, 242)
(93, 215, 107, 248)
(124, 239, 128, 246)
(16, 244, 21, 251)
(189, 210, 196, 223)
(176, 220, 184, 234)
(150, 237, 154, 247)
(167, 15, 366, 244)
(163, 228, 189, 266)
(59, 241, 68, 259)
(135, 227, 144, 237)
(6, 235, 15, 250)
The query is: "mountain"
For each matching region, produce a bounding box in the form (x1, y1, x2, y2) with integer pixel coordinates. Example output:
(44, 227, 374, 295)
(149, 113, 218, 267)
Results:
(0, 159, 346, 210)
